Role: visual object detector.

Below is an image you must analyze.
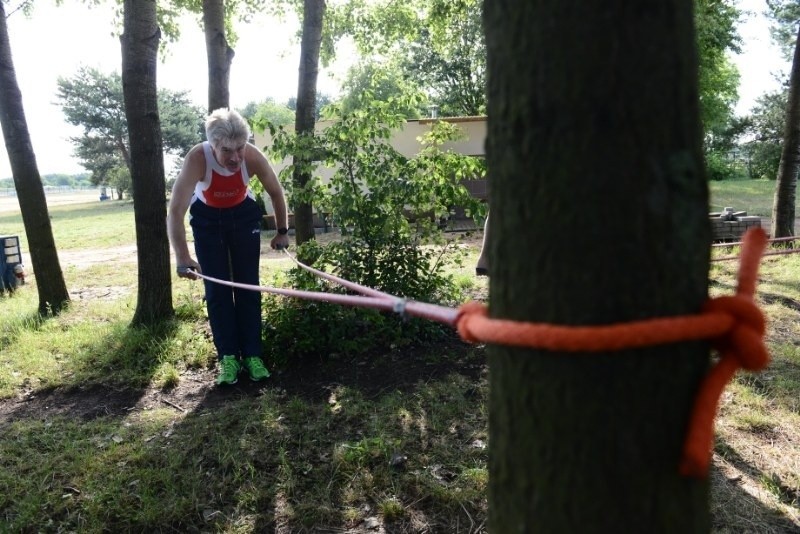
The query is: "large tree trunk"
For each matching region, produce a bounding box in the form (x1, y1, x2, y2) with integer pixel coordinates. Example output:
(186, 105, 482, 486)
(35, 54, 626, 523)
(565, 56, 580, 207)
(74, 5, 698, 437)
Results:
(121, 0, 174, 325)
(483, 0, 711, 530)
(203, 0, 234, 112)
(0, 3, 70, 315)
(771, 23, 800, 238)
(292, 0, 325, 245)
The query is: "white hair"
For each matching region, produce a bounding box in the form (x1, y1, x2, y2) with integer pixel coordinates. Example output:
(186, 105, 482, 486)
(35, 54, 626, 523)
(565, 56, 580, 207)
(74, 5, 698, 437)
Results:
(204, 108, 251, 148)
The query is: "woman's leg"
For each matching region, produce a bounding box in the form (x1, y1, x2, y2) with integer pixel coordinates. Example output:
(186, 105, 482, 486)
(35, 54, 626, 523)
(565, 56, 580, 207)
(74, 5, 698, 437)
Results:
(191, 204, 239, 358)
(228, 200, 264, 357)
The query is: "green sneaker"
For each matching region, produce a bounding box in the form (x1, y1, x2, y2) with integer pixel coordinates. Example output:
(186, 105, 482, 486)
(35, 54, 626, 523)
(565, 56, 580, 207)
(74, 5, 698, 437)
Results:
(216, 355, 240, 386)
(243, 356, 270, 382)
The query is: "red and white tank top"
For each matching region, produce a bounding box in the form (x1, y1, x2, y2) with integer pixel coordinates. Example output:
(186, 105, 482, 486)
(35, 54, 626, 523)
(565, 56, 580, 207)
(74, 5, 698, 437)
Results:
(192, 141, 253, 208)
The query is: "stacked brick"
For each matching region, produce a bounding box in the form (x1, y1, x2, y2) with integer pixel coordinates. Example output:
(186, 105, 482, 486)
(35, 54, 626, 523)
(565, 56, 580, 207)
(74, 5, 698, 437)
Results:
(710, 207, 762, 242)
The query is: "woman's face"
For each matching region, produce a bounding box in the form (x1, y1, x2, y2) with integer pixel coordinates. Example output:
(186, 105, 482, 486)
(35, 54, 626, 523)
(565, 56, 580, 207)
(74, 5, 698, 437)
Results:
(213, 141, 247, 172)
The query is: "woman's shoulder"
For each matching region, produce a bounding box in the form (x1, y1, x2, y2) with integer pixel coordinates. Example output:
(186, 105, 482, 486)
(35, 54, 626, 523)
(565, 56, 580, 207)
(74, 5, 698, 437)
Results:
(245, 142, 269, 164)
(180, 142, 208, 173)
(185, 142, 208, 160)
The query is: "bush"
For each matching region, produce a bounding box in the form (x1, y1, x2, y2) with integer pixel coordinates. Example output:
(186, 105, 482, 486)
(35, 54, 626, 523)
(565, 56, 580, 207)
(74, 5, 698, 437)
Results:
(261, 98, 481, 364)
(705, 150, 737, 181)
(261, 241, 456, 367)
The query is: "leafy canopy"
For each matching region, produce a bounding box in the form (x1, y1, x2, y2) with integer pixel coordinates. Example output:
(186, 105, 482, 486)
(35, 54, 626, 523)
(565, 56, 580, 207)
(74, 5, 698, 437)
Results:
(742, 89, 789, 180)
(766, 0, 800, 59)
(56, 67, 204, 189)
(239, 98, 296, 133)
(336, 62, 427, 118)
(695, 0, 741, 137)
(329, 0, 485, 117)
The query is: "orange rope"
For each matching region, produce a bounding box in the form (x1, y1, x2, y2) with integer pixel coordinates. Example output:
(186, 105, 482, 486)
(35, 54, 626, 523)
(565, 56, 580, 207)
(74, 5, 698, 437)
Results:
(454, 228, 770, 478)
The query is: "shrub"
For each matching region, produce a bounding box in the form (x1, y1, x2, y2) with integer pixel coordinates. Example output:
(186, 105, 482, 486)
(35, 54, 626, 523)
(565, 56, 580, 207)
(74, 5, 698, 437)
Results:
(261, 98, 482, 364)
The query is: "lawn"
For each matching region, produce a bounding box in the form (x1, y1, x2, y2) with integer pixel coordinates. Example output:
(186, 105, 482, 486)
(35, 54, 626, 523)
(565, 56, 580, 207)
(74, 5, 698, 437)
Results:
(708, 179, 784, 217)
(0, 181, 798, 531)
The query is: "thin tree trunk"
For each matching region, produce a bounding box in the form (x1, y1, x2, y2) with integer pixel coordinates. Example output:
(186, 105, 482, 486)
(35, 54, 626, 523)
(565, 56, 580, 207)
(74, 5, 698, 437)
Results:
(203, 0, 234, 113)
(292, 0, 325, 245)
(0, 3, 69, 315)
(484, 0, 710, 530)
(121, 0, 174, 325)
(771, 23, 800, 238)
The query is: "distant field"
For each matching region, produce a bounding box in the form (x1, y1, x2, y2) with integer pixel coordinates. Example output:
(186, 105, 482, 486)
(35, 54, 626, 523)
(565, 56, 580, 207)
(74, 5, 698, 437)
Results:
(0, 180, 789, 221)
(0, 189, 102, 214)
(708, 179, 782, 217)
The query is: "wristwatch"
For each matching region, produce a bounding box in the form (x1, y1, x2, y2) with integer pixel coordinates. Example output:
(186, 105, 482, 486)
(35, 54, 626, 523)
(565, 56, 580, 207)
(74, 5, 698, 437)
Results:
(277, 227, 289, 235)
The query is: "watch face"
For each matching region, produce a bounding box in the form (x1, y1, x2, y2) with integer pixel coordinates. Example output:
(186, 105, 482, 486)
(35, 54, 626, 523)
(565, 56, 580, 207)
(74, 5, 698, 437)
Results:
(278, 228, 288, 235)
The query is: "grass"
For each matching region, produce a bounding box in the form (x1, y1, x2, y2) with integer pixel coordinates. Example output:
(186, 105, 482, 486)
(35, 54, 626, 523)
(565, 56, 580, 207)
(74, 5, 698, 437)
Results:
(708, 179, 785, 217)
(0, 378, 488, 531)
(0, 197, 137, 252)
(0, 182, 798, 531)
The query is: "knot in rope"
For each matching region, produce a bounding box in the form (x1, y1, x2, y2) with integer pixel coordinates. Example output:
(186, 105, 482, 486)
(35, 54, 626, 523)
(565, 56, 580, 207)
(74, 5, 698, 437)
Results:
(703, 295, 768, 372)
(456, 301, 489, 344)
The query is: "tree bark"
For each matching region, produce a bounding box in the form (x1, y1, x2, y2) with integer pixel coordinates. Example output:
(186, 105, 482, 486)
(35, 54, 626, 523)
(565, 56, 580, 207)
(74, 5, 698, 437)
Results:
(771, 23, 800, 238)
(483, 0, 711, 530)
(292, 0, 326, 245)
(203, 0, 234, 113)
(121, 0, 174, 325)
(0, 3, 70, 315)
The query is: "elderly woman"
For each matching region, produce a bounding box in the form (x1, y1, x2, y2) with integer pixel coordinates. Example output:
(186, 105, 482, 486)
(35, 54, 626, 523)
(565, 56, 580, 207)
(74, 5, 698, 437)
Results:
(167, 108, 289, 385)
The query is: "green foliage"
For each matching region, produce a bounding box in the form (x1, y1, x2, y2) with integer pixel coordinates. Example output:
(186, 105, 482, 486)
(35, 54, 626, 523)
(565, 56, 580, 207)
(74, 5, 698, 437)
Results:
(160, 0, 273, 47)
(694, 0, 745, 180)
(287, 93, 334, 121)
(331, 0, 736, 122)
(399, 0, 486, 116)
(56, 67, 204, 187)
(766, 0, 800, 59)
(703, 116, 750, 180)
(324, 0, 419, 61)
(108, 166, 132, 199)
(327, 0, 485, 118)
(260, 291, 421, 367)
(705, 150, 740, 181)
(260, 240, 458, 366)
(239, 98, 296, 133)
(337, 62, 426, 118)
(695, 0, 741, 143)
(275, 99, 485, 244)
(747, 140, 783, 181)
(741, 89, 787, 180)
(158, 90, 206, 149)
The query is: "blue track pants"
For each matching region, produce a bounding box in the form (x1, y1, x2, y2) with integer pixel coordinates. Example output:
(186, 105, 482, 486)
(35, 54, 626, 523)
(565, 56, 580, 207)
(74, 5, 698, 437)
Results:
(189, 197, 263, 359)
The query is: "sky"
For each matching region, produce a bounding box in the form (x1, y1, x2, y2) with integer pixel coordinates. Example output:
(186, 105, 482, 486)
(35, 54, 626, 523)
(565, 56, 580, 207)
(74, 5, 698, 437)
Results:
(0, 0, 793, 179)
(733, 0, 792, 114)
